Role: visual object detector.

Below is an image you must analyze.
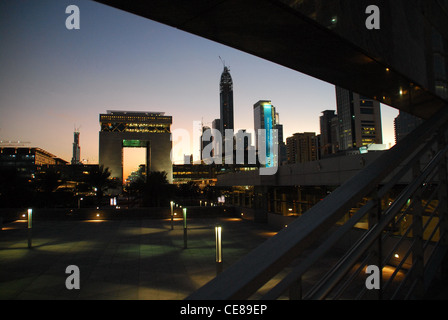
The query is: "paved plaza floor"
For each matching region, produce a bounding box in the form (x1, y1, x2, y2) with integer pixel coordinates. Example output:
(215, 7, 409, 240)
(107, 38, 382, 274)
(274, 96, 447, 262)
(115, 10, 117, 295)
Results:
(2, 216, 447, 300)
(0, 216, 282, 300)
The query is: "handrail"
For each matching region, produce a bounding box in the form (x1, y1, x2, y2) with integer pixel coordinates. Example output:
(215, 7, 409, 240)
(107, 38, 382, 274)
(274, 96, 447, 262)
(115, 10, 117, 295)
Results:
(187, 107, 448, 300)
(305, 144, 448, 299)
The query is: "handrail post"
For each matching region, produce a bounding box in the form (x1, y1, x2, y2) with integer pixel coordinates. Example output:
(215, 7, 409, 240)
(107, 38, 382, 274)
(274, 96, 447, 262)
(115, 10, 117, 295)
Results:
(411, 160, 425, 298)
(289, 277, 302, 300)
(366, 190, 383, 300)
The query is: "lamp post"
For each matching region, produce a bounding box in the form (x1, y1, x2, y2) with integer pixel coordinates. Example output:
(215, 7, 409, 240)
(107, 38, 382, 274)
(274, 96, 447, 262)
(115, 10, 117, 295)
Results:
(183, 207, 187, 249)
(170, 201, 174, 230)
(215, 224, 223, 274)
(27, 208, 33, 248)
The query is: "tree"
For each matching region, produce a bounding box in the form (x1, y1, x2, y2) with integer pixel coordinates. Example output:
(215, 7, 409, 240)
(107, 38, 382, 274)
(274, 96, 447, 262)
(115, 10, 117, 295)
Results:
(87, 165, 117, 206)
(0, 167, 34, 208)
(142, 171, 172, 207)
(34, 167, 64, 207)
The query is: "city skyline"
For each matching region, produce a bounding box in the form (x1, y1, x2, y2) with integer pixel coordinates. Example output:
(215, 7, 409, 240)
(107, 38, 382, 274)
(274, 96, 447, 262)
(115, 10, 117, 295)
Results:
(0, 0, 399, 179)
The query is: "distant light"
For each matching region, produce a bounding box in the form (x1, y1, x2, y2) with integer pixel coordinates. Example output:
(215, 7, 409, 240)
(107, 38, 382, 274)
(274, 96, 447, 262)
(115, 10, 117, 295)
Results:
(96, 214, 100, 217)
(386, 68, 390, 72)
(394, 253, 400, 259)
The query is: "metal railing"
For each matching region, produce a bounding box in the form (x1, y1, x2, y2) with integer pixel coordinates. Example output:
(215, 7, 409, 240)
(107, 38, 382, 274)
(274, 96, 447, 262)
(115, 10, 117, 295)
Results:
(187, 106, 448, 300)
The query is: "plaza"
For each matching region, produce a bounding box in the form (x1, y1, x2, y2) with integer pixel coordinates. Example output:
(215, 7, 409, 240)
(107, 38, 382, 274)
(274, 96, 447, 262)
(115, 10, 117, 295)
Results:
(0, 215, 283, 300)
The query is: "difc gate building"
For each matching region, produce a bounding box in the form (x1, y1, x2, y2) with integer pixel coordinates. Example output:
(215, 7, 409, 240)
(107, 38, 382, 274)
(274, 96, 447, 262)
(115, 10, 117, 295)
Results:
(98, 110, 173, 184)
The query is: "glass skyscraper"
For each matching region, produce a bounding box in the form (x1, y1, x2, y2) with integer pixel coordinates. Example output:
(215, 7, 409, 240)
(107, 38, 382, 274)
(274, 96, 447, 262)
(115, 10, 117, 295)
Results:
(253, 100, 280, 168)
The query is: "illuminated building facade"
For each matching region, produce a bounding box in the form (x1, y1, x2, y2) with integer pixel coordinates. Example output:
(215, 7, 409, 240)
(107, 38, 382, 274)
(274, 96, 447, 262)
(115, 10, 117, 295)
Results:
(98, 110, 173, 184)
(253, 100, 281, 168)
(336, 86, 382, 151)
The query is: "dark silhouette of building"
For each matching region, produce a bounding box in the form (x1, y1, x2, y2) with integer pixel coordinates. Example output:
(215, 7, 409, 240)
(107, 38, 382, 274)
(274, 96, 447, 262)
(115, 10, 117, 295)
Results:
(394, 111, 424, 143)
(71, 130, 81, 165)
(320, 110, 338, 156)
(219, 65, 234, 140)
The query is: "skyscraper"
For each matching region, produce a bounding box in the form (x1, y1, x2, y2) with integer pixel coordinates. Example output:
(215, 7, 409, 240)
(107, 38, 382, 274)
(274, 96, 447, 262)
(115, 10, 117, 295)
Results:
(71, 130, 81, 165)
(253, 100, 281, 168)
(394, 111, 424, 143)
(335, 86, 382, 151)
(286, 132, 318, 164)
(219, 65, 234, 138)
(319, 110, 338, 156)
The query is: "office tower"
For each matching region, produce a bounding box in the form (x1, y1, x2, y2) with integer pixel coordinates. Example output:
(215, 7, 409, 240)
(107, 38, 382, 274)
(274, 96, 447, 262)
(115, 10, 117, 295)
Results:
(99, 110, 173, 183)
(210, 119, 221, 159)
(286, 132, 318, 164)
(212, 119, 221, 134)
(320, 110, 338, 156)
(335, 86, 383, 151)
(253, 100, 281, 168)
(71, 130, 81, 165)
(274, 123, 287, 165)
(219, 65, 234, 137)
(200, 126, 212, 162)
(394, 111, 424, 143)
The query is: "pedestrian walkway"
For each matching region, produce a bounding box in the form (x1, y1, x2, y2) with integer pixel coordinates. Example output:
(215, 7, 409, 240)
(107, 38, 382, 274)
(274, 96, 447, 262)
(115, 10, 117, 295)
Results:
(0, 217, 280, 300)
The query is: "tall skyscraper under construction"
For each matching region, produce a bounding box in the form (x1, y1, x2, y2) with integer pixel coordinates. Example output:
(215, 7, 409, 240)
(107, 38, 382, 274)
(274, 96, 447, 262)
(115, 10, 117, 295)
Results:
(219, 63, 234, 139)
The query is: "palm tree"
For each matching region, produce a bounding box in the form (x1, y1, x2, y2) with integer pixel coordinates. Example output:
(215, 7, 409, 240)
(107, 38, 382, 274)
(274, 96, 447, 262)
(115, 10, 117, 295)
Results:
(87, 165, 115, 206)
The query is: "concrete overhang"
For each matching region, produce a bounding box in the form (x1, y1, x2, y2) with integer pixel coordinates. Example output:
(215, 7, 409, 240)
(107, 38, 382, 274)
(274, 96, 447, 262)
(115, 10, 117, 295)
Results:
(93, 0, 448, 119)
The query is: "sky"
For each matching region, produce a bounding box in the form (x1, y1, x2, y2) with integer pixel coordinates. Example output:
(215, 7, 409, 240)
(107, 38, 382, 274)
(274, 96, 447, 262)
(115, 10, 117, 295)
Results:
(0, 0, 399, 179)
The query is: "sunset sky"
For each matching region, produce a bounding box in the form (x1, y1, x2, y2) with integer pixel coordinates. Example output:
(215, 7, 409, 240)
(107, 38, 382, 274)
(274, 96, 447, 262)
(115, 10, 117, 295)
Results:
(0, 0, 399, 179)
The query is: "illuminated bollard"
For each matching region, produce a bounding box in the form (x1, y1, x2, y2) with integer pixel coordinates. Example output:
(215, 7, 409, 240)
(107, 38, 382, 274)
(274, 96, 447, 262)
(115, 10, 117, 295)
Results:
(170, 201, 174, 230)
(183, 207, 187, 249)
(27, 208, 33, 248)
(215, 225, 223, 275)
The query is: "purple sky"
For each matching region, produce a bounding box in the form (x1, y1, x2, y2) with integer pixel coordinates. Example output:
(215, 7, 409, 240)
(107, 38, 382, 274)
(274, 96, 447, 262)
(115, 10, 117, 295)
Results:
(0, 0, 398, 179)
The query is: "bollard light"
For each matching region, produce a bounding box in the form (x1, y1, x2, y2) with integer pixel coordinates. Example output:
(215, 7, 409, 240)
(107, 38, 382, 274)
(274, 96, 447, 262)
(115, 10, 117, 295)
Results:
(215, 225, 222, 263)
(215, 224, 223, 275)
(27, 208, 33, 229)
(183, 207, 187, 249)
(27, 208, 33, 248)
(170, 201, 174, 230)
